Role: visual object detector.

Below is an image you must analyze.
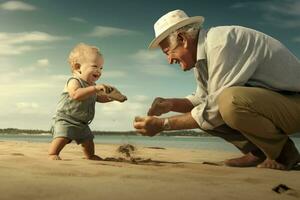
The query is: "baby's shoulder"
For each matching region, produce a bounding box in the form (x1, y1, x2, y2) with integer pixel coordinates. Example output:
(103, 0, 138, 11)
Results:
(65, 77, 82, 91)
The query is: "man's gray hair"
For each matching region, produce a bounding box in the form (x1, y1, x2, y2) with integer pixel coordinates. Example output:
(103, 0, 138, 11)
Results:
(166, 23, 201, 49)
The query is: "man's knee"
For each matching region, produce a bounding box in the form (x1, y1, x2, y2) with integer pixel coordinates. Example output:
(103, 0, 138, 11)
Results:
(217, 87, 249, 129)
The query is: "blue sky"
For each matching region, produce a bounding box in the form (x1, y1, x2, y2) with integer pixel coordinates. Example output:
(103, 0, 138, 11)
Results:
(0, 0, 299, 131)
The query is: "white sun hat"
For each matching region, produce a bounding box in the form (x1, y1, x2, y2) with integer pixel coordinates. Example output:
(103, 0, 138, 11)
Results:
(149, 9, 204, 49)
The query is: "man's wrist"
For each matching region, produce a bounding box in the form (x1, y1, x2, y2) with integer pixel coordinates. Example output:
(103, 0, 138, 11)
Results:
(162, 118, 171, 130)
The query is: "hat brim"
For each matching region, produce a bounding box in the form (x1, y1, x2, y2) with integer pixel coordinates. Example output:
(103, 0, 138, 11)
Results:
(148, 16, 204, 49)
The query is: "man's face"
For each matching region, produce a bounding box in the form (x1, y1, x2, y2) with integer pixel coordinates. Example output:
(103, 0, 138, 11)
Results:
(159, 37, 196, 71)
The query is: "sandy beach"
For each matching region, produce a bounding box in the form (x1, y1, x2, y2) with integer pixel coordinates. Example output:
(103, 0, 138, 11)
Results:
(0, 141, 299, 200)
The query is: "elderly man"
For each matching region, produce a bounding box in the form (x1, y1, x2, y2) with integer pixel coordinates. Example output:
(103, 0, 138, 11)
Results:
(133, 9, 300, 170)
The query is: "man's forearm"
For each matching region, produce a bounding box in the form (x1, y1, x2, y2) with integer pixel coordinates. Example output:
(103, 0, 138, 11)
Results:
(166, 112, 200, 130)
(168, 98, 194, 113)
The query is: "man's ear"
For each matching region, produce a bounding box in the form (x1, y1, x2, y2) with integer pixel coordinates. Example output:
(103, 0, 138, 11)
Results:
(177, 33, 188, 48)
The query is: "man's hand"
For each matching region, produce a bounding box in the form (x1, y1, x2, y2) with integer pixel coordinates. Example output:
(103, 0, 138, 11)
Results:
(147, 97, 173, 116)
(133, 116, 164, 137)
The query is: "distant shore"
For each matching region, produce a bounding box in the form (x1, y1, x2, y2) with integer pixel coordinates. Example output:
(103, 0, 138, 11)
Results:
(1, 128, 300, 137)
(0, 128, 213, 136)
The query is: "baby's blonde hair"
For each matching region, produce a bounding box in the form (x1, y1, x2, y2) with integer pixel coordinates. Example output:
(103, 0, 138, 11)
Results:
(68, 43, 102, 71)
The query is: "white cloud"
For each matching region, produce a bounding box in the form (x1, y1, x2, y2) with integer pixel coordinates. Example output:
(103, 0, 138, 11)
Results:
(263, 1, 300, 16)
(0, 67, 67, 129)
(37, 59, 49, 67)
(0, 31, 68, 55)
(69, 17, 87, 23)
(103, 70, 127, 78)
(132, 49, 165, 61)
(262, 13, 300, 28)
(293, 37, 300, 42)
(133, 95, 148, 102)
(50, 74, 70, 82)
(0, 1, 36, 11)
(230, 2, 248, 9)
(88, 26, 137, 38)
(230, 0, 300, 28)
(16, 102, 39, 109)
(0, 44, 36, 55)
(284, 20, 300, 28)
(15, 102, 43, 114)
(130, 49, 178, 76)
(231, 0, 300, 16)
(230, 0, 300, 15)
(93, 100, 149, 131)
(0, 32, 67, 44)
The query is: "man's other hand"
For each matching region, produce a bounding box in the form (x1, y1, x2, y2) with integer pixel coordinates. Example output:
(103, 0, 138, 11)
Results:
(147, 97, 173, 116)
(133, 116, 164, 136)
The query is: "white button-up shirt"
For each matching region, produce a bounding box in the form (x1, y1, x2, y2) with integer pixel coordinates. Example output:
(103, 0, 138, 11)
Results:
(186, 26, 300, 130)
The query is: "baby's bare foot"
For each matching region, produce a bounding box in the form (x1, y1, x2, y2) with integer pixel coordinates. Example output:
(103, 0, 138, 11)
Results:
(48, 155, 62, 160)
(257, 159, 286, 170)
(87, 155, 103, 161)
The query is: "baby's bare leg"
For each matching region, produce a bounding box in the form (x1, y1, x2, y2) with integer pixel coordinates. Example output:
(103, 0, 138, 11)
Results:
(48, 137, 70, 160)
(81, 139, 102, 160)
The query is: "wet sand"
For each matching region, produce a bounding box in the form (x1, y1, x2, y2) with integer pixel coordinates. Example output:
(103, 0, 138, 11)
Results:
(0, 141, 299, 200)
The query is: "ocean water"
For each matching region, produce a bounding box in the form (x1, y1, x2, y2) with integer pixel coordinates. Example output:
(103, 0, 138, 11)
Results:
(1, 134, 300, 153)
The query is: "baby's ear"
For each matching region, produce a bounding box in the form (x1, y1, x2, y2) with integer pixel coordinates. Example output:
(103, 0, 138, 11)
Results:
(74, 63, 81, 69)
(73, 63, 81, 73)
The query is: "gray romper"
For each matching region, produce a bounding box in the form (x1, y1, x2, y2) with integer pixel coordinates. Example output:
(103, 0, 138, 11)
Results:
(51, 77, 97, 144)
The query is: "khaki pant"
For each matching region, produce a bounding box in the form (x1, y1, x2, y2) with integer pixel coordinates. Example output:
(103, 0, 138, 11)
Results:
(212, 86, 300, 164)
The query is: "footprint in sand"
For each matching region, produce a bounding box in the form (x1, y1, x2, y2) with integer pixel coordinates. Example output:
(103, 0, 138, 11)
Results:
(11, 153, 25, 156)
(60, 163, 76, 166)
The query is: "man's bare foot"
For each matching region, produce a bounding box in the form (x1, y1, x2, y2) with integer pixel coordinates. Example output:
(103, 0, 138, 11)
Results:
(86, 155, 103, 161)
(257, 159, 286, 170)
(48, 155, 62, 160)
(224, 153, 263, 167)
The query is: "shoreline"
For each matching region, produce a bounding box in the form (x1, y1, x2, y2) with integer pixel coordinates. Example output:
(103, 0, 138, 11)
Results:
(0, 141, 299, 200)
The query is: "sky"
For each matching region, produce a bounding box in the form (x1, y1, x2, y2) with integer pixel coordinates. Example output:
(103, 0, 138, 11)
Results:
(0, 0, 300, 131)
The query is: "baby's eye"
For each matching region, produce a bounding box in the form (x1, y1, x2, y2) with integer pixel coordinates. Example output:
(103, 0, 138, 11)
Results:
(92, 65, 98, 68)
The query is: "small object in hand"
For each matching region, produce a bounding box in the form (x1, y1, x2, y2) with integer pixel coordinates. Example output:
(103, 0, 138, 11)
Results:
(98, 86, 127, 102)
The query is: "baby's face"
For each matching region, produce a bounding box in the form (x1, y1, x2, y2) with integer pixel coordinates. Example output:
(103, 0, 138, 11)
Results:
(78, 53, 104, 84)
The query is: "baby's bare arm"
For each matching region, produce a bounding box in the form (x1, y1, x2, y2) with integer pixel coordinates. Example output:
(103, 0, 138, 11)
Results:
(67, 79, 106, 101)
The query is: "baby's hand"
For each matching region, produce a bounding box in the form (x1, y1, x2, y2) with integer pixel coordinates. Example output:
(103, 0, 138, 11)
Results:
(96, 84, 127, 102)
(95, 84, 114, 94)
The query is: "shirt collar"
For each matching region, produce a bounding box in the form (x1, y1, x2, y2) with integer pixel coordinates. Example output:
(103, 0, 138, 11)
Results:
(196, 28, 207, 60)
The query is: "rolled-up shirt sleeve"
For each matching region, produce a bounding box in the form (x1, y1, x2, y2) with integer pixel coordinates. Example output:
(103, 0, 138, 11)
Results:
(185, 83, 205, 106)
